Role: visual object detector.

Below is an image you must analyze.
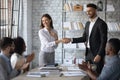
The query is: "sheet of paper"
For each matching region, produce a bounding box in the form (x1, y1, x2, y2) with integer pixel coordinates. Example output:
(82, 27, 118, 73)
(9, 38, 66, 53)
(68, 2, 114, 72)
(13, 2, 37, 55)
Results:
(26, 72, 49, 77)
(60, 64, 75, 67)
(67, 66, 80, 71)
(61, 71, 86, 76)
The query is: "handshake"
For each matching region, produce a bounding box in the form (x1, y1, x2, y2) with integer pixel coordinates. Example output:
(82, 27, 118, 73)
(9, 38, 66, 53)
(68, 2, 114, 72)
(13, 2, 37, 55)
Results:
(60, 38, 71, 43)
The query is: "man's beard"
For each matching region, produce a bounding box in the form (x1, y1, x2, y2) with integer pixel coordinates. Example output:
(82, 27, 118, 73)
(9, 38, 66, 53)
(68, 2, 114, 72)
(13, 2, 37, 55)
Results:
(89, 15, 95, 19)
(9, 50, 14, 57)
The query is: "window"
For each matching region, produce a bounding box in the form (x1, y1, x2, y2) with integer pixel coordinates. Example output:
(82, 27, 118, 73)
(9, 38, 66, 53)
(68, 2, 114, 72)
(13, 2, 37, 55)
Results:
(0, 0, 21, 39)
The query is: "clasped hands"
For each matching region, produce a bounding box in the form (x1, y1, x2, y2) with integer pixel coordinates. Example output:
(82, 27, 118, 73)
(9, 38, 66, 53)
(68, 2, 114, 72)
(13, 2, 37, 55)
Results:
(60, 38, 71, 43)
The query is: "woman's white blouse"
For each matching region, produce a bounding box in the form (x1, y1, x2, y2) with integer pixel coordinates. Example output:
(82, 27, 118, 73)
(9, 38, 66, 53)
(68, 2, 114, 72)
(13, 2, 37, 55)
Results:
(11, 53, 18, 69)
(38, 28, 58, 52)
(10, 53, 25, 69)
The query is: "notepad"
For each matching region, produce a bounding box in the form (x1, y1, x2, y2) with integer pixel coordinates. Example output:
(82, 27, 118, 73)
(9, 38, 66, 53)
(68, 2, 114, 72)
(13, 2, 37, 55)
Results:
(39, 67, 62, 71)
(61, 71, 86, 76)
(26, 72, 49, 77)
(67, 66, 80, 71)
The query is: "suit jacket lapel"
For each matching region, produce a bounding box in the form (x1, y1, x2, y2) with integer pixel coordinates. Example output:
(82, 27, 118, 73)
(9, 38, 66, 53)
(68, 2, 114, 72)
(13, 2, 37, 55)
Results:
(86, 21, 90, 42)
(86, 21, 90, 35)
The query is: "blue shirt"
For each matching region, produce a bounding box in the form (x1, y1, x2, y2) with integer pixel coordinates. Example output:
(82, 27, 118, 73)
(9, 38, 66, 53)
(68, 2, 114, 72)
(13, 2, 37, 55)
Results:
(97, 55, 120, 80)
(0, 61, 6, 80)
(38, 28, 58, 52)
(0, 52, 12, 75)
(0, 52, 19, 79)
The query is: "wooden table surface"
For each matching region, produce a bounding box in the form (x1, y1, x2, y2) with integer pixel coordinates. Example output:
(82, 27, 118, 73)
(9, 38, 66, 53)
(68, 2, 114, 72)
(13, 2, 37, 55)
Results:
(12, 66, 90, 80)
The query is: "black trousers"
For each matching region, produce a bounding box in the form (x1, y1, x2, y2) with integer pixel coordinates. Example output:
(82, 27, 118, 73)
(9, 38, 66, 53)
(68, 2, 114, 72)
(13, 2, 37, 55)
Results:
(85, 48, 104, 74)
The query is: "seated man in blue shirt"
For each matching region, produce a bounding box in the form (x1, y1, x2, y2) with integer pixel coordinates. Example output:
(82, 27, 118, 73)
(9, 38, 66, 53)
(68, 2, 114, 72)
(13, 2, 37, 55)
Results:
(78, 38, 120, 80)
(0, 37, 21, 80)
(0, 63, 6, 80)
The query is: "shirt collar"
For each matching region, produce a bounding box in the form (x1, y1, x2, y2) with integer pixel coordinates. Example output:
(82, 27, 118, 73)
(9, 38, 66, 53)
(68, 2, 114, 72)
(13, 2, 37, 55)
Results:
(89, 16, 98, 22)
(43, 27, 53, 32)
(105, 55, 119, 63)
(0, 51, 10, 62)
(43, 27, 48, 31)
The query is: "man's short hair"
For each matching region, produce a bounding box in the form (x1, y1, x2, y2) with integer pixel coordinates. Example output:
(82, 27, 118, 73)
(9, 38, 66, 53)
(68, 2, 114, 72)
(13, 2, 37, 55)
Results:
(87, 3, 97, 9)
(108, 38, 120, 54)
(0, 37, 13, 50)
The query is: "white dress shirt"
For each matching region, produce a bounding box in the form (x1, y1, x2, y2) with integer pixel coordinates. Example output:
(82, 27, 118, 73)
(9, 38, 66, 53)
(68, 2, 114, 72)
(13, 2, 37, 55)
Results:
(38, 28, 58, 52)
(87, 17, 98, 48)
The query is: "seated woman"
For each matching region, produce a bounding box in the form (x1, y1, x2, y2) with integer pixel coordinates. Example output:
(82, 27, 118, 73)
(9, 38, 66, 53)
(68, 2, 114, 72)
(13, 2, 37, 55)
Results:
(11, 36, 34, 74)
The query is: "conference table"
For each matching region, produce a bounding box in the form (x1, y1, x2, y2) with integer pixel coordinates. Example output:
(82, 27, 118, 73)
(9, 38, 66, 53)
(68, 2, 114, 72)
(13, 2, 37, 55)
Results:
(12, 64, 90, 80)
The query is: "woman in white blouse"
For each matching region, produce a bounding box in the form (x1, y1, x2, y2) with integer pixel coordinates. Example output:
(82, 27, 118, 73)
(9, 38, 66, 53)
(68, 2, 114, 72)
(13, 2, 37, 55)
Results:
(38, 14, 62, 66)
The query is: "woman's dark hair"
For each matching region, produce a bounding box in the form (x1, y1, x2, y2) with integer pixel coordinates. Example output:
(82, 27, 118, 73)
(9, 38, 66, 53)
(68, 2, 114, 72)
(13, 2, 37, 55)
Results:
(108, 38, 120, 54)
(13, 36, 25, 55)
(40, 14, 54, 29)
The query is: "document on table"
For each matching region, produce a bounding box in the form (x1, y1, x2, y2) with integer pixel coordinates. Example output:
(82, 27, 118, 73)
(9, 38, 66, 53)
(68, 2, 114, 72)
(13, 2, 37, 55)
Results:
(39, 67, 58, 70)
(26, 72, 49, 77)
(39, 67, 62, 72)
(67, 66, 80, 71)
(38, 67, 62, 76)
(60, 64, 75, 67)
(61, 71, 86, 76)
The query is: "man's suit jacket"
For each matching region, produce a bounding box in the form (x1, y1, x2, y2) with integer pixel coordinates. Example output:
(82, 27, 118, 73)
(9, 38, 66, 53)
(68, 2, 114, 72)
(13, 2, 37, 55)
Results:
(72, 17, 108, 58)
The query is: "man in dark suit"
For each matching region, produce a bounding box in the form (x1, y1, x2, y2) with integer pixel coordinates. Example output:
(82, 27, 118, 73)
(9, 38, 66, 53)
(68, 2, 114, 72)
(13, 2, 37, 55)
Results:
(62, 3, 108, 74)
